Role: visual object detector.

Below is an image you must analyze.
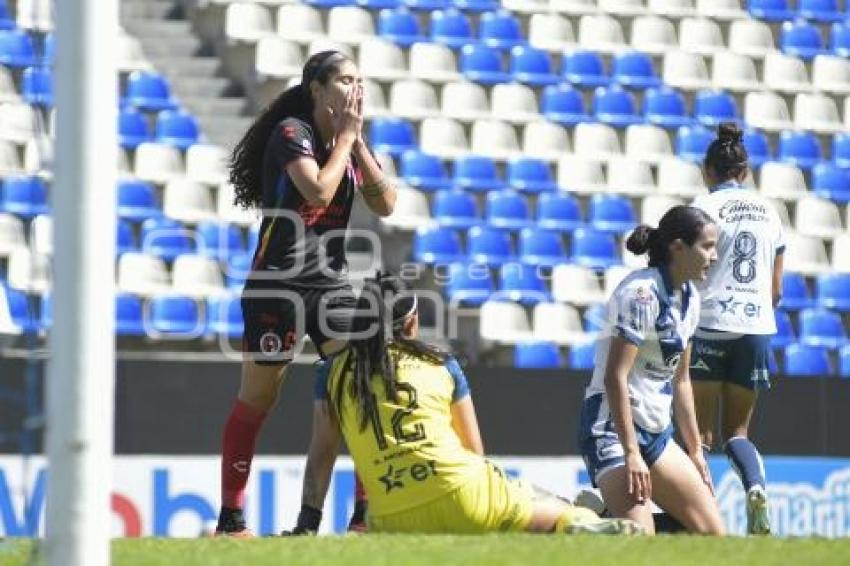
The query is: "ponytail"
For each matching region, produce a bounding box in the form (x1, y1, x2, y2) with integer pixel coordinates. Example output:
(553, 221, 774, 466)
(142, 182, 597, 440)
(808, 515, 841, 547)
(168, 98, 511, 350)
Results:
(627, 205, 714, 267)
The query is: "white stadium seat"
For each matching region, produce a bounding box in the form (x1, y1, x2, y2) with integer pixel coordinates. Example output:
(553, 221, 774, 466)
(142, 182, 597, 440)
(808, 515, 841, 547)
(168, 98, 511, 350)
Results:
(558, 156, 606, 193)
(16, 0, 53, 31)
(0, 66, 19, 104)
(728, 19, 775, 58)
(117, 148, 131, 176)
(679, 18, 724, 56)
(327, 7, 374, 45)
(548, 0, 597, 16)
(532, 302, 589, 345)
(759, 161, 808, 200)
(795, 196, 844, 240)
(410, 43, 460, 84)
(117, 33, 152, 73)
(441, 81, 490, 122)
(163, 180, 216, 225)
(765, 197, 792, 228)
(117, 253, 171, 297)
(698, 0, 747, 20)
(812, 55, 850, 95)
(255, 37, 303, 79)
(744, 91, 793, 132)
(420, 118, 469, 159)
(657, 157, 708, 197)
(171, 255, 226, 298)
(648, 0, 697, 18)
(630, 15, 678, 55)
(573, 123, 621, 162)
(471, 120, 521, 161)
(491, 83, 541, 124)
(782, 232, 830, 276)
(0, 140, 22, 175)
(24, 137, 52, 179)
(624, 124, 673, 163)
(29, 213, 51, 256)
(389, 79, 439, 120)
(381, 186, 432, 231)
(225, 3, 273, 43)
(523, 120, 570, 162)
(134, 142, 184, 184)
(7, 248, 50, 294)
(600, 0, 647, 17)
(604, 264, 633, 298)
(794, 93, 844, 135)
(663, 51, 711, 91)
(0, 213, 26, 258)
(578, 14, 627, 54)
(358, 38, 408, 82)
(186, 144, 228, 187)
(277, 5, 324, 44)
(764, 52, 812, 94)
(0, 102, 40, 144)
(552, 264, 605, 306)
(832, 235, 850, 273)
(528, 13, 576, 53)
(606, 157, 656, 196)
(641, 195, 684, 227)
(712, 52, 761, 93)
(306, 39, 353, 59)
(479, 301, 531, 344)
(217, 183, 259, 227)
(505, 0, 549, 14)
(363, 78, 390, 119)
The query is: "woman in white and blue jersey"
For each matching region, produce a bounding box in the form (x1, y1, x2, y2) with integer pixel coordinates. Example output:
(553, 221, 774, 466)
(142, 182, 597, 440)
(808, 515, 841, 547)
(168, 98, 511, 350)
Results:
(578, 206, 725, 535)
(690, 123, 785, 536)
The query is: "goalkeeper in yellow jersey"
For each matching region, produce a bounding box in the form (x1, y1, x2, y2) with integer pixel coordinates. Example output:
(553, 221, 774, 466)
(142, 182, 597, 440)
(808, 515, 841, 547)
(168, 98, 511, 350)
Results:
(288, 272, 642, 535)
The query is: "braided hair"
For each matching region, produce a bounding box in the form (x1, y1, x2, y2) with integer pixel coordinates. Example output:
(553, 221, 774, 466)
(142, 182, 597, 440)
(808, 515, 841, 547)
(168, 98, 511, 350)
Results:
(626, 205, 715, 268)
(704, 122, 748, 183)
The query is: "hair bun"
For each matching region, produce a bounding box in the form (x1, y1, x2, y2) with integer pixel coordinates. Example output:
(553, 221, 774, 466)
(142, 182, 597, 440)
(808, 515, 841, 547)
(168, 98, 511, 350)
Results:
(717, 122, 743, 144)
(625, 224, 656, 256)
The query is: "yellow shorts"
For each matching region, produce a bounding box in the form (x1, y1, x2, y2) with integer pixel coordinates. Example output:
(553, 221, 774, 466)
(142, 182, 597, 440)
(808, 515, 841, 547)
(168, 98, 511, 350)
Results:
(368, 462, 535, 534)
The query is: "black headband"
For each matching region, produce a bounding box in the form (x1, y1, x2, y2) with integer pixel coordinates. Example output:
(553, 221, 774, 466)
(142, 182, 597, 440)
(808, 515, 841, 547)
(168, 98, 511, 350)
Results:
(302, 51, 346, 89)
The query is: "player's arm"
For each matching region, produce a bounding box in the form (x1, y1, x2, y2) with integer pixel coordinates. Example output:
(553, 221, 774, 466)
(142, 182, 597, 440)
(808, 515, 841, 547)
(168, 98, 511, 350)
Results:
(353, 140, 396, 217)
(286, 141, 356, 208)
(451, 396, 484, 456)
(672, 344, 713, 492)
(772, 250, 784, 308)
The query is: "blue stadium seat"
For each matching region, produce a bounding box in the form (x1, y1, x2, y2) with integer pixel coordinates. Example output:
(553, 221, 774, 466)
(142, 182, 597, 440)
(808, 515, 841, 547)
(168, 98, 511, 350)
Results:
(21, 66, 53, 106)
(536, 192, 583, 232)
(124, 71, 177, 111)
(562, 50, 609, 88)
(568, 340, 596, 370)
(400, 150, 451, 192)
(571, 228, 619, 269)
(150, 295, 203, 335)
(445, 262, 493, 306)
(141, 217, 196, 261)
(306, 0, 356, 7)
(743, 129, 772, 167)
(460, 43, 510, 84)
(452, 0, 500, 11)
(196, 221, 245, 261)
(116, 180, 158, 222)
(800, 307, 847, 349)
(676, 124, 714, 163)
(378, 7, 424, 46)
(781, 19, 825, 59)
(694, 90, 739, 127)
(225, 252, 252, 290)
(509, 45, 558, 86)
(0, 2, 14, 29)
(643, 86, 692, 129)
(39, 293, 51, 330)
(611, 51, 660, 89)
(116, 293, 145, 337)
(479, 10, 524, 49)
(778, 130, 822, 169)
(583, 303, 607, 333)
(771, 309, 796, 349)
(831, 21, 850, 57)
(453, 155, 504, 192)
(247, 224, 259, 255)
(358, 0, 401, 8)
(798, 0, 843, 22)
(404, 0, 449, 8)
(514, 341, 563, 369)
(43, 33, 55, 64)
(412, 225, 464, 264)
(0, 29, 36, 67)
(467, 225, 514, 266)
(507, 158, 556, 193)
(116, 219, 137, 255)
(155, 109, 200, 150)
(833, 133, 850, 168)
(840, 345, 850, 377)
(207, 294, 244, 338)
(495, 263, 551, 305)
(784, 343, 832, 376)
(1, 176, 49, 218)
(816, 274, 850, 311)
(4, 285, 37, 334)
(119, 107, 152, 150)
(748, 0, 794, 22)
(781, 272, 814, 310)
(432, 189, 481, 229)
(813, 162, 850, 203)
(369, 118, 416, 156)
(588, 194, 637, 234)
(592, 85, 642, 127)
(486, 190, 531, 231)
(518, 228, 567, 267)
(430, 8, 473, 48)
(541, 84, 590, 126)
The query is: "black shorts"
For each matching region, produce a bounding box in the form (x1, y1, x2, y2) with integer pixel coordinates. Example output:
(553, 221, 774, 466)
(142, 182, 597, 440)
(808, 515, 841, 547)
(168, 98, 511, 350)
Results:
(690, 330, 772, 391)
(241, 281, 356, 365)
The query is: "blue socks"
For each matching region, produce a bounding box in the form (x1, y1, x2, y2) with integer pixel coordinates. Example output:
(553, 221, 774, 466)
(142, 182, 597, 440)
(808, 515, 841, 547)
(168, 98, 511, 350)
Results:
(724, 436, 766, 492)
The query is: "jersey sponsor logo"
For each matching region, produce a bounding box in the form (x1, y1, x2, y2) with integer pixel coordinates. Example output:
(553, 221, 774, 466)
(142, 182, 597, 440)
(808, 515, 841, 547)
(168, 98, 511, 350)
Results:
(296, 202, 348, 228)
(378, 461, 438, 493)
(596, 438, 624, 462)
(718, 296, 762, 318)
(718, 200, 769, 223)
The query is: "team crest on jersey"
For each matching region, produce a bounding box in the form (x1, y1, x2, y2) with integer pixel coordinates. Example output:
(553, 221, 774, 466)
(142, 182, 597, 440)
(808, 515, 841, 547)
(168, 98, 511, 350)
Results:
(259, 331, 282, 355)
(283, 125, 296, 138)
(633, 287, 652, 304)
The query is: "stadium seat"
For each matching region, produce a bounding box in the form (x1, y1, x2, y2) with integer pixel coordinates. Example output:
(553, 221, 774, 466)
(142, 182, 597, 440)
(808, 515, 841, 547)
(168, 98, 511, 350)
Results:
(432, 189, 480, 229)
(116, 32, 151, 73)
(276, 5, 325, 44)
(649, 0, 698, 17)
(833, 235, 850, 273)
(748, 0, 794, 21)
(570, 228, 619, 269)
(578, 14, 627, 53)
(583, 302, 608, 334)
(113, 293, 145, 337)
(528, 13, 575, 52)
(676, 124, 713, 163)
(567, 340, 597, 370)
(588, 194, 638, 233)
(813, 162, 850, 203)
(509, 45, 558, 86)
(117, 252, 170, 296)
(21, 66, 52, 107)
(507, 158, 556, 193)
(1, 175, 48, 218)
(116, 219, 138, 256)
(381, 186, 431, 232)
(378, 7, 423, 47)
(0, 139, 20, 176)
(771, 309, 796, 349)
(479, 10, 524, 49)
(712, 52, 761, 93)
(162, 179, 215, 224)
(518, 228, 567, 267)
(742, 129, 772, 167)
(548, 0, 597, 15)
(796, 195, 844, 239)
(171, 254, 225, 299)
(663, 51, 711, 91)
(630, 15, 677, 55)
(514, 341, 563, 368)
(816, 274, 850, 312)
(217, 183, 258, 228)
(186, 144, 227, 187)
(454, 0, 501, 11)
(369, 118, 416, 156)
(486, 190, 531, 230)
(522, 120, 570, 162)
(532, 302, 588, 345)
(362, 78, 390, 119)
(118, 107, 151, 150)
(420, 117, 469, 158)
(643, 86, 692, 129)
(604, 264, 632, 299)
(574, 123, 621, 161)
(196, 221, 244, 261)
(207, 294, 243, 338)
(410, 42, 460, 83)
(831, 21, 850, 57)
(400, 151, 451, 192)
(412, 225, 463, 264)
(225, 252, 251, 291)
(0, 2, 13, 30)
(124, 71, 177, 111)
(445, 262, 493, 306)
(641, 195, 683, 228)
(479, 300, 531, 343)
(6, 247, 49, 292)
(0, 29, 36, 68)
(358, 38, 407, 81)
(0, 66, 16, 103)
(592, 85, 641, 127)
(745, 91, 793, 132)
(552, 264, 605, 305)
(429, 8, 473, 48)
(781, 19, 824, 60)
(149, 295, 203, 336)
(561, 50, 609, 87)
(763, 52, 812, 94)
(390, 79, 439, 120)
(557, 156, 607, 194)
(800, 307, 847, 349)
(471, 119, 520, 160)
(441, 80, 489, 122)
(117, 180, 161, 222)
(459, 43, 510, 85)
(657, 157, 706, 198)
(491, 83, 541, 123)
(839, 134, 850, 169)
(778, 130, 821, 169)
(812, 55, 850, 95)
(155, 109, 200, 150)
(140, 217, 197, 262)
(495, 263, 551, 305)
(541, 84, 589, 126)
(679, 17, 724, 56)
(467, 225, 514, 266)
(452, 156, 503, 192)
(793, 93, 843, 134)
(535, 192, 582, 232)
(785, 344, 832, 376)
(623, 124, 673, 164)
(841, 345, 850, 378)
(26, 213, 49, 256)
(694, 90, 739, 127)
(798, 0, 843, 22)
(729, 18, 776, 58)
(611, 51, 660, 89)
(0, 212, 25, 258)
(258, 39, 306, 79)
(3, 285, 36, 334)
(225, 2, 273, 43)
(784, 232, 831, 276)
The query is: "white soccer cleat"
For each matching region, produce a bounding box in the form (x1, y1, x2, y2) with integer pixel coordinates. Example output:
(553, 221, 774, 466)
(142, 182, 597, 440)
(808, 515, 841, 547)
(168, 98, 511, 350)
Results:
(746, 486, 771, 536)
(573, 489, 607, 516)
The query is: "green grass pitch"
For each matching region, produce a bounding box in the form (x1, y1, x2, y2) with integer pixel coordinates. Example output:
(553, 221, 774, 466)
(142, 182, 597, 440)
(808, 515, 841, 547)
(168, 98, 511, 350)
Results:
(2, 535, 850, 566)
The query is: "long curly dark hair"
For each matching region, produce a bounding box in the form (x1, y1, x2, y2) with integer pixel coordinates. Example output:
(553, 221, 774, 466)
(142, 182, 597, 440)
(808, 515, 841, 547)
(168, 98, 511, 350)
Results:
(229, 50, 353, 210)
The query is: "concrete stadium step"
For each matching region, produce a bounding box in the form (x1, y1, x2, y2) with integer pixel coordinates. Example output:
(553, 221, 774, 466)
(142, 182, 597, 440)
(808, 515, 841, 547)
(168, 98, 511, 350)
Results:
(120, 0, 178, 21)
(148, 56, 221, 79)
(123, 19, 194, 39)
(197, 116, 255, 150)
(180, 96, 247, 118)
(170, 76, 234, 98)
(137, 35, 204, 59)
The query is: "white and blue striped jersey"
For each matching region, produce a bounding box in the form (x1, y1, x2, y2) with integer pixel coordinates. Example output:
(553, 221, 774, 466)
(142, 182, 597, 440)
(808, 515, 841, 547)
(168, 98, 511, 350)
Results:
(584, 266, 701, 434)
(692, 182, 785, 335)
